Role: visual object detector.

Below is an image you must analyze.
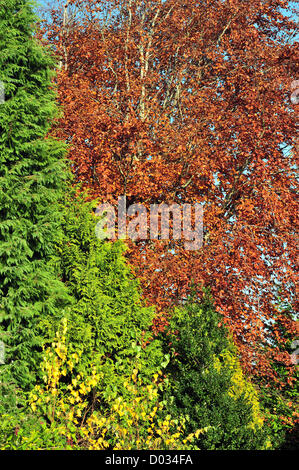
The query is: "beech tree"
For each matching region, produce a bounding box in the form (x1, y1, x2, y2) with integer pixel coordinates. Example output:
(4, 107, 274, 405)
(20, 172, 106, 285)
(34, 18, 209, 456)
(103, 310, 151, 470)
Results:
(44, 0, 298, 388)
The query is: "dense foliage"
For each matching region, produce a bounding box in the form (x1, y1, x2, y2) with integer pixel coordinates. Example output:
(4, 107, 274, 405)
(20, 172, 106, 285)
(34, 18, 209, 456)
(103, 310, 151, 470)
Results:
(0, 318, 203, 450)
(0, 0, 71, 403)
(45, 0, 298, 387)
(50, 193, 165, 398)
(161, 294, 270, 449)
(0, 0, 297, 451)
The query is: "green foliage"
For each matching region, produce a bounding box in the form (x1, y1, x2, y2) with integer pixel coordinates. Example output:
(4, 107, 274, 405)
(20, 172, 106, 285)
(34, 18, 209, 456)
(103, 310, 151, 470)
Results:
(47, 193, 164, 399)
(0, 318, 202, 450)
(0, 0, 71, 394)
(162, 292, 270, 449)
(256, 301, 299, 449)
(259, 382, 299, 450)
(0, 0, 295, 451)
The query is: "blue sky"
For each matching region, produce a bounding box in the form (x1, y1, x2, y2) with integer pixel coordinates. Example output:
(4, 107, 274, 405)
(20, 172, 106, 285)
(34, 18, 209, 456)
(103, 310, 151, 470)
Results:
(34, 0, 298, 38)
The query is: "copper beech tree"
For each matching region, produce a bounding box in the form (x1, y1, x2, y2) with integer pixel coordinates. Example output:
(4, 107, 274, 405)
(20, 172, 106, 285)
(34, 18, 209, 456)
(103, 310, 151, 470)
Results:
(43, 0, 298, 384)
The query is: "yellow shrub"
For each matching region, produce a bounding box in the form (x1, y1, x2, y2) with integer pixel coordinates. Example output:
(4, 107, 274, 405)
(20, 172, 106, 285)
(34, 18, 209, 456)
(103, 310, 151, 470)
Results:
(27, 318, 207, 450)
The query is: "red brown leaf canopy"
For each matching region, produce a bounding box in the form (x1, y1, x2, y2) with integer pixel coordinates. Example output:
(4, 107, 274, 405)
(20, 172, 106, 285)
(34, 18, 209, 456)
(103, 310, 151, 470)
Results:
(44, 0, 298, 381)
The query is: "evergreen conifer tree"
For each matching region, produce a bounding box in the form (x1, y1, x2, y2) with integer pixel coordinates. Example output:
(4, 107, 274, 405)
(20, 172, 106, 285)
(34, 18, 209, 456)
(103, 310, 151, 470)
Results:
(163, 293, 269, 449)
(50, 194, 164, 400)
(0, 0, 71, 396)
